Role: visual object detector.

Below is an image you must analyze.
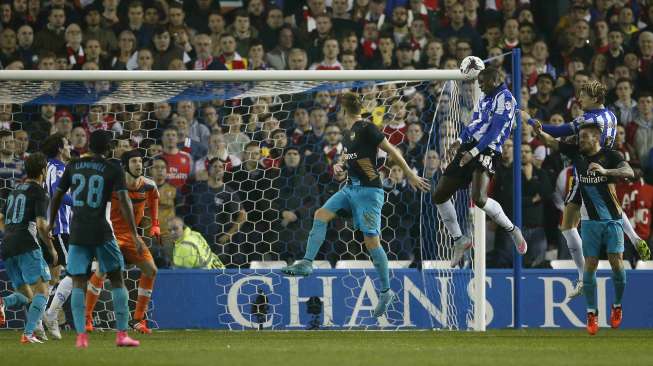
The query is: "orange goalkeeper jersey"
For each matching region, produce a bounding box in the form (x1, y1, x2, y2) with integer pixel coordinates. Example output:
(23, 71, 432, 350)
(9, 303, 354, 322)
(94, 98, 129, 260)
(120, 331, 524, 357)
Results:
(110, 176, 159, 236)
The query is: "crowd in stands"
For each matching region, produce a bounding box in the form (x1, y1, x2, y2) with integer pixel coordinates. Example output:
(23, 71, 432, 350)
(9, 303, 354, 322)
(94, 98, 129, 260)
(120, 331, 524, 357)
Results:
(0, 0, 652, 269)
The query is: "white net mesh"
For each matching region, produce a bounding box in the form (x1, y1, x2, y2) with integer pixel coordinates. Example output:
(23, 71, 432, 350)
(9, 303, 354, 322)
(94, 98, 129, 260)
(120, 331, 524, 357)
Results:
(0, 76, 481, 330)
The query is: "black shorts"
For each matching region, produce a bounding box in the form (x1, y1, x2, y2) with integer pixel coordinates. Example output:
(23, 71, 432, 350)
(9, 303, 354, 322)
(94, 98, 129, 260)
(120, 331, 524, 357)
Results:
(564, 172, 582, 206)
(443, 142, 501, 186)
(40, 233, 70, 266)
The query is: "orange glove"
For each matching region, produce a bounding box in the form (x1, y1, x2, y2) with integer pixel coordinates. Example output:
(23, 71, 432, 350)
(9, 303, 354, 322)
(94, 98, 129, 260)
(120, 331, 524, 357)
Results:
(149, 219, 161, 244)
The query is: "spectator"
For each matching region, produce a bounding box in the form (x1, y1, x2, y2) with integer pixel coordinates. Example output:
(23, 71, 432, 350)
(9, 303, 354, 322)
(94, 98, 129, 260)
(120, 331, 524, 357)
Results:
(616, 171, 653, 261)
(247, 40, 269, 70)
(420, 39, 444, 69)
(187, 158, 246, 253)
(115, 1, 154, 49)
(493, 143, 552, 267)
(610, 78, 637, 127)
(383, 100, 408, 145)
(207, 12, 226, 53)
(55, 111, 74, 140)
(0, 28, 18, 68)
(0, 130, 24, 200)
(341, 50, 357, 70)
(230, 141, 279, 264)
(614, 124, 639, 168)
(223, 113, 251, 156)
(84, 38, 110, 69)
(192, 33, 226, 70)
(195, 132, 242, 181)
(382, 163, 420, 260)
(33, 7, 66, 55)
(309, 37, 342, 70)
(400, 122, 427, 170)
(135, 48, 153, 70)
(395, 41, 415, 68)
(228, 9, 258, 57)
(266, 26, 294, 70)
(628, 92, 653, 167)
(13, 130, 29, 160)
(171, 114, 207, 162)
(169, 216, 225, 269)
(606, 28, 625, 72)
(260, 8, 286, 52)
(202, 105, 221, 132)
(381, 6, 410, 44)
(438, 2, 483, 57)
(359, 22, 381, 69)
(186, 0, 221, 35)
(287, 48, 308, 70)
(177, 100, 210, 147)
(218, 33, 247, 69)
(167, 4, 191, 34)
(522, 123, 546, 169)
(83, 4, 117, 55)
(16, 24, 37, 69)
(409, 18, 432, 63)
(529, 73, 562, 121)
(149, 157, 180, 239)
(111, 30, 137, 70)
(377, 33, 396, 68)
(151, 27, 189, 70)
(25, 104, 56, 151)
(160, 126, 193, 189)
(273, 147, 319, 262)
(532, 40, 556, 79)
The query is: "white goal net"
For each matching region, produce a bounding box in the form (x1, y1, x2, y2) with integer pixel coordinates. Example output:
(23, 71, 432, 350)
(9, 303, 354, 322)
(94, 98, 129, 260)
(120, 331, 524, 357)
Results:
(0, 70, 485, 331)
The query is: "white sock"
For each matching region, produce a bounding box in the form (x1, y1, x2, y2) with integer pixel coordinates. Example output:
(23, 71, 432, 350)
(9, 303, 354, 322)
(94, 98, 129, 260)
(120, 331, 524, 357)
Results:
(436, 200, 462, 238)
(562, 229, 584, 280)
(480, 198, 514, 231)
(46, 276, 73, 319)
(621, 211, 641, 247)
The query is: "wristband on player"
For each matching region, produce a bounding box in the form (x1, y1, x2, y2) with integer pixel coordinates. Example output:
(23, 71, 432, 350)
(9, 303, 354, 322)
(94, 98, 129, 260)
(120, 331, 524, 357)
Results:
(527, 118, 538, 126)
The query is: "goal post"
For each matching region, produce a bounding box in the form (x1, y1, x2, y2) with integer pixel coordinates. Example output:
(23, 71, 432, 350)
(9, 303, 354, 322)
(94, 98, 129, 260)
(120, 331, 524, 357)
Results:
(0, 68, 498, 331)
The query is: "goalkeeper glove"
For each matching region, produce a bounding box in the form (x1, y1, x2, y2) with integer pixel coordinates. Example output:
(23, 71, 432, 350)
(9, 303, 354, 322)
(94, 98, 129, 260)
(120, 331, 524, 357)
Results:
(150, 220, 161, 244)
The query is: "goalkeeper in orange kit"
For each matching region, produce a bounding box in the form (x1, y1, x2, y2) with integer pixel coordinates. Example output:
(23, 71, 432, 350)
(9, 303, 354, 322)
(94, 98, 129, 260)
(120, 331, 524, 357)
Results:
(85, 150, 161, 334)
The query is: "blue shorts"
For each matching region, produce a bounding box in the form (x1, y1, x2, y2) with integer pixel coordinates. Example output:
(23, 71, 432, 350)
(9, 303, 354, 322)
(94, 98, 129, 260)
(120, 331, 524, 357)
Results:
(4, 249, 51, 288)
(67, 239, 125, 276)
(323, 185, 384, 237)
(580, 219, 624, 258)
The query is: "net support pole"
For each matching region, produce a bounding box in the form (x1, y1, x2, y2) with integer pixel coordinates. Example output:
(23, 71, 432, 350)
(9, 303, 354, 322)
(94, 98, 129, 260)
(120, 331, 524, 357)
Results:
(472, 207, 486, 331)
(511, 48, 523, 330)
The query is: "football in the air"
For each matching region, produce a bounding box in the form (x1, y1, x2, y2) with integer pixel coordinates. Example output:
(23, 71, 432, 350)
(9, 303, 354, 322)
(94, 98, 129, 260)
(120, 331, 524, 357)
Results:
(460, 56, 485, 80)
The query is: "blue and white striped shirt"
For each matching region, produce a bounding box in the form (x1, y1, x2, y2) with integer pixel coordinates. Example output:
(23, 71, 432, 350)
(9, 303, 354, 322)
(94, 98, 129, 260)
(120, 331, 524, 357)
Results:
(46, 158, 71, 235)
(570, 108, 618, 148)
(459, 83, 516, 156)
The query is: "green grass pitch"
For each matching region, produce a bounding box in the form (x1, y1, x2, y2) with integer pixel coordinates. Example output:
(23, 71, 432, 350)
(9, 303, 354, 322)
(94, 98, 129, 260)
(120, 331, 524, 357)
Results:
(1, 329, 651, 366)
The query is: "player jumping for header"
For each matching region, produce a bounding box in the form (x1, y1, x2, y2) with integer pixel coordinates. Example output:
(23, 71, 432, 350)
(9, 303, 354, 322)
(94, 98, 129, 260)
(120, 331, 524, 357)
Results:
(281, 92, 431, 318)
(521, 80, 649, 299)
(534, 121, 633, 335)
(432, 66, 527, 267)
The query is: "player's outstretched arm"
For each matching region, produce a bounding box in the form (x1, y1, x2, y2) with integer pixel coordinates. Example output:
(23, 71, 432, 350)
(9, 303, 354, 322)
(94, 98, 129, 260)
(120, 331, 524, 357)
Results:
(531, 120, 560, 150)
(379, 138, 430, 192)
(117, 190, 146, 254)
(521, 110, 574, 137)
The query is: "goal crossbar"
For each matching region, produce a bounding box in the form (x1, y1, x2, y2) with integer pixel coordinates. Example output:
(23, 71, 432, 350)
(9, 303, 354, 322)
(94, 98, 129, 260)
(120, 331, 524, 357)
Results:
(0, 69, 466, 82)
